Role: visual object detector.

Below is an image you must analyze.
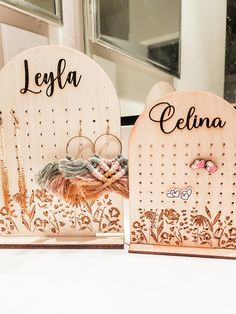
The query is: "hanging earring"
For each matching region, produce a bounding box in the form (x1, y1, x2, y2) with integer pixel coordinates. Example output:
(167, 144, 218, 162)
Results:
(94, 119, 122, 159)
(10, 110, 30, 223)
(36, 119, 95, 206)
(36, 119, 129, 204)
(65, 120, 95, 160)
(81, 119, 129, 199)
(0, 112, 10, 212)
(0, 112, 18, 232)
(51, 120, 95, 205)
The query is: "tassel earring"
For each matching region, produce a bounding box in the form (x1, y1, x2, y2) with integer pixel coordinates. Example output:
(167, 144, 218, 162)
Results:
(0, 112, 10, 212)
(36, 120, 95, 206)
(0, 112, 18, 232)
(10, 110, 30, 227)
(36, 119, 129, 205)
(83, 119, 129, 199)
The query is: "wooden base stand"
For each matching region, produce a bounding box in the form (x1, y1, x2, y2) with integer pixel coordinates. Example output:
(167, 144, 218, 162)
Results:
(129, 244, 236, 260)
(0, 235, 124, 249)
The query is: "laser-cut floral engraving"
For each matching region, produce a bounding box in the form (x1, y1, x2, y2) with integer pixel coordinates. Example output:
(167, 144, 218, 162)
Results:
(131, 206, 236, 248)
(0, 189, 122, 235)
(93, 194, 122, 233)
(0, 196, 18, 234)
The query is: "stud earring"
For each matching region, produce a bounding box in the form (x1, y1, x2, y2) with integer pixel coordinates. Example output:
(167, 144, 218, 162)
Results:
(190, 159, 205, 170)
(190, 158, 218, 174)
(205, 160, 218, 174)
(166, 187, 192, 201)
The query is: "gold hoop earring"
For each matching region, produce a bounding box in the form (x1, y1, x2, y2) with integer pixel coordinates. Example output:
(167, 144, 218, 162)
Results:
(94, 119, 122, 158)
(65, 120, 95, 159)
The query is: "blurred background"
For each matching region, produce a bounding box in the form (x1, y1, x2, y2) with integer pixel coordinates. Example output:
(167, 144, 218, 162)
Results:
(0, 0, 233, 156)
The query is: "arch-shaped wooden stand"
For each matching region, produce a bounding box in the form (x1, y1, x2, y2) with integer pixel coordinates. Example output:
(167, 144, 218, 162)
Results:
(129, 90, 236, 259)
(0, 46, 123, 248)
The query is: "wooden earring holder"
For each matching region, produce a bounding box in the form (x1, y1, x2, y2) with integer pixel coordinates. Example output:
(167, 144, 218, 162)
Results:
(0, 46, 123, 248)
(129, 90, 236, 259)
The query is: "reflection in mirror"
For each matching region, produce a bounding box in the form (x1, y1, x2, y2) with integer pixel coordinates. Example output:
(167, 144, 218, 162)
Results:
(0, 0, 62, 24)
(225, 0, 236, 102)
(95, 0, 181, 77)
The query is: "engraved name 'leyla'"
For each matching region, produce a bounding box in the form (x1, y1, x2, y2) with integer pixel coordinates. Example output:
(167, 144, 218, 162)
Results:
(20, 58, 82, 97)
(149, 102, 226, 134)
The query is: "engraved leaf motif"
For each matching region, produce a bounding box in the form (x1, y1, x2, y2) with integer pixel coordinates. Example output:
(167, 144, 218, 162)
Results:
(29, 191, 34, 206)
(150, 230, 158, 243)
(205, 206, 211, 218)
(213, 211, 221, 225)
(22, 218, 31, 231)
(30, 205, 36, 222)
(206, 220, 213, 232)
(157, 221, 164, 235)
(80, 226, 87, 231)
(158, 211, 164, 223)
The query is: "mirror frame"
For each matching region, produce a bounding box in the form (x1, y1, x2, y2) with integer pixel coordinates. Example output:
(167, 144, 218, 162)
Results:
(90, 0, 181, 77)
(0, 0, 63, 25)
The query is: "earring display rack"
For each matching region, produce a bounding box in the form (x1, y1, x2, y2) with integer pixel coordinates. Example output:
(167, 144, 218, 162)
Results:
(0, 45, 124, 248)
(129, 90, 236, 259)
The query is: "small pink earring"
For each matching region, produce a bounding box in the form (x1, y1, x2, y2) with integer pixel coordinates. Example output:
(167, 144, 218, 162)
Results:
(190, 159, 205, 170)
(205, 160, 218, 174)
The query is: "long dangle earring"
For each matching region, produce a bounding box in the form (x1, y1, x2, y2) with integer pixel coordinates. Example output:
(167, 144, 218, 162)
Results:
(0, 112, 18, 231)
(0, 112, 10, 212)
(10, 110, 30, 230)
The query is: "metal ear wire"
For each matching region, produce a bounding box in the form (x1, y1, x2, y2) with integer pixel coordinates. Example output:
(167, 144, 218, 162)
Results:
(94, 119, 122, 156)
(10, 110, 19, 125)
(66, 119, 95, 157)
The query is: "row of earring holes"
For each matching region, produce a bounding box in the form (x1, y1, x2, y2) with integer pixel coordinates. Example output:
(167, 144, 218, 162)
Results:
(24, 107, 109, 114)
(139, 143, 227, 148)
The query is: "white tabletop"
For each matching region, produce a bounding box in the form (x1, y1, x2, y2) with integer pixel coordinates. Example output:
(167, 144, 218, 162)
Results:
(0, 236, 235, 314)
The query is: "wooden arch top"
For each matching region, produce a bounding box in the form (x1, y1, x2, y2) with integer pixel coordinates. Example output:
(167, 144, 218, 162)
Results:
(129, 90, 236, 257)
(0, 45, 123, 245)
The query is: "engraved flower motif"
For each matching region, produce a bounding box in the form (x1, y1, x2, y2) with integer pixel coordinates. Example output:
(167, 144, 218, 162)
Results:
(34, 218, 48, 228)
(192, 215, 208, 227)
(144, 211, 157, 223)
(109, 207, 120, 218)
(133, 221, 141, 229)
(161, 232, 173, 241)
(35, 189, 53, 203)
(201, 232, 211, 241)
(81, 215, 91, 225)
(164, 209, 180, 221)
(229, 228, 236, 237)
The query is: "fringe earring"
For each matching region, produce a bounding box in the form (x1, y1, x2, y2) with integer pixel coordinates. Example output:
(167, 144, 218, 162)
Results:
(0, 112, 10, 212)
(10, 110, 30, 222)
(36, 120, 95, 206)
(82, 119, 129, 199)
(0, 112, 18, 231)
(36, 119, 129, 204)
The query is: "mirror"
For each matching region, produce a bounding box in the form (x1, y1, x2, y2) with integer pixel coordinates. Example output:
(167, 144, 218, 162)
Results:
(225, 0, 236, 102)
(0, 0, 63, 24)
(94, 0, 181, 77)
